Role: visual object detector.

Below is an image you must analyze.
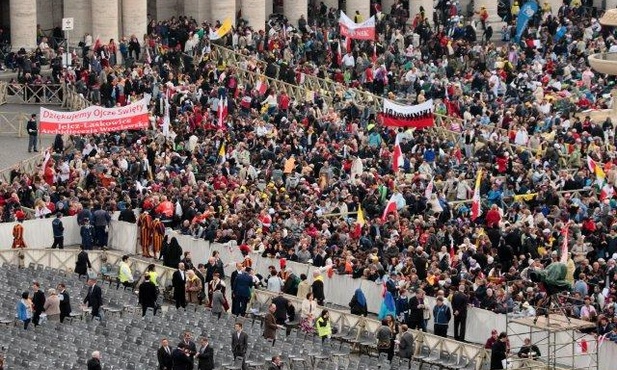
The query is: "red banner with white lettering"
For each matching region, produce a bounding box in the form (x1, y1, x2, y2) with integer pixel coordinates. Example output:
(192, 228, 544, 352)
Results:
(39, 95, 152, 134)
(379, 98, 435, 128)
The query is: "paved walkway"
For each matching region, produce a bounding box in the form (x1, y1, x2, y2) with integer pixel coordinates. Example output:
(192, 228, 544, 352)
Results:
(0, 103, 57, 171)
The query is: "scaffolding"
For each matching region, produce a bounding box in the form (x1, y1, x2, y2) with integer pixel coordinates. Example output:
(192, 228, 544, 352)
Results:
(506, 311, 599, 370)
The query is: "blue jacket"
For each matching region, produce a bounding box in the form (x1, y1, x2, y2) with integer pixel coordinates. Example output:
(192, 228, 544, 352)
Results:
(233, 273, 254, 298)
(433, 304, 451, 325)
(52, 218, 64, 237)
(16, 300, 31, 321)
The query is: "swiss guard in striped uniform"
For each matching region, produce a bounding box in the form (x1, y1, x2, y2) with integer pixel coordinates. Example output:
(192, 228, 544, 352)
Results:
(12, 210, 27, 249)
(138, 211, 153, 257)
(152, 217, 165, 259)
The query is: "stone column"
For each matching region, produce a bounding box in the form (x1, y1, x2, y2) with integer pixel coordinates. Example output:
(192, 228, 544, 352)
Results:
(156, 0, 178, 20)
(10, 0, 37, 50)
(381, 0, 396, 14)
(346, 0, 371, 22)
(211, 0, 236, 23)
(123, 0, 147, 39)
(546, 0, 562, 15)
(409, 0, 434, 26)
(184, 0, 205, 23)
(92, 0, 119, 45)
(63, 0, 92, 48)
(284, 0, 308, 28)
(322, 0, 338, 11)
(242, 0, 267, 30)
(265, 0, 273, 17)
(198, 0, 211, 24)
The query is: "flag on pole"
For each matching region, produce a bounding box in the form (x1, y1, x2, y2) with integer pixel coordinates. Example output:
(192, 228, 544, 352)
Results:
(601, 183, 614, 201)
(392, 138, 403, 173)
(42, 149, 51, 169)
(162, 97, 170, 137)
(218, 141, 226, 164)
(425, 178, 434, 199)
(381, 195, 398, 222)
(356, 204, 365, 227)
(255, 79, 268, 95)
(587, 156, 606, 186)
(336, 40, 343, 66)
(218, 97, 228, 127)
(371, 43, 378, 64)
(560, 222, 570, 264)
(471, 169, 483, 221)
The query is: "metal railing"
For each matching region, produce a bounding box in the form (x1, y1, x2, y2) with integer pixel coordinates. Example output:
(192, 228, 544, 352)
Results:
(4, 83, 65, 105)
(62, 84, 92, 111)
(0, 111, 27, 136)
(0, 153, 44, 183)
(0, 81, 7, 105)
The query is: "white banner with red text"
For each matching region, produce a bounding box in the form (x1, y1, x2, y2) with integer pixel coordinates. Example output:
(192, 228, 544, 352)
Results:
(339, 11, 376, 40)
(39, 94, 151, 134)
(379, 98, 435, 128)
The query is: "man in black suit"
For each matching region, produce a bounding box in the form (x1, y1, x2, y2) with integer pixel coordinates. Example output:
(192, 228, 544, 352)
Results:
(118, 204, 137, 223)
(452, 284, 470, 342)
(197, 337, 214, 370)
(231, 322, 248, 361)
(172, 343, 192, 370)
(267, 356, 283, 370)
(87, 351, 102, 370)
(178, 331, 197, 370)
(83, 278, 103, 318)
(172, 263, 187, 309)
(31, 281, 46, 326)
(138, 274, 159, 316)
(157, 338, 173, 370)
(57, 283, 72, 323)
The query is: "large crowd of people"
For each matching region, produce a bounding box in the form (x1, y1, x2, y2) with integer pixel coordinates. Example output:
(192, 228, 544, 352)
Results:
(4, 1, 617, 365)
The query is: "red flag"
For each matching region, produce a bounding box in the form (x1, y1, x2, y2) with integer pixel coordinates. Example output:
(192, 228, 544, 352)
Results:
(255, 79, 267, 95)
(392, 140, 402, 173)
(560, 222, 570, 264)
(381, 195, 398, 222)
(345, 36, 352, 53)
(600, 183, 614, 200)
(471, 169, 483, 221)
(218, 97, 228, 127)
(449, 239, 455, 262)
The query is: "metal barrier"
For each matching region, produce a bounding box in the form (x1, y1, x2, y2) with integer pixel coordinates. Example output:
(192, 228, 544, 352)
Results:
(4, 83, 65, 105)
(0, 153, 44, 183)
(0, 111, 27, 137)
(62, 84, 92, 111)
(0, 81, 7, 105)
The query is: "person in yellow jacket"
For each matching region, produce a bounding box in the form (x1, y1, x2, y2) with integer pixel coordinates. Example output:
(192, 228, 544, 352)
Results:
(145, 263, 159, 287)
(316, 309, 332, 342)
(118, 255, 134, 289)
(511, 1, 520, 19)
(541, 1, 552, 15)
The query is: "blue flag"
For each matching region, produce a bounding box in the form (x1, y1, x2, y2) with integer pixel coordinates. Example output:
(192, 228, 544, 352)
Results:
(514, 1, 539, 43)
(554, 25, 567, 42)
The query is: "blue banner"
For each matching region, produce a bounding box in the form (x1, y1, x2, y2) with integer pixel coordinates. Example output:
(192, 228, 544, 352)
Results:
(514, 1, 539, 43)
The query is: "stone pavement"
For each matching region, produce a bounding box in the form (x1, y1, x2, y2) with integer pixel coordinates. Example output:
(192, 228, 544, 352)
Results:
(0, 103, 56, 171)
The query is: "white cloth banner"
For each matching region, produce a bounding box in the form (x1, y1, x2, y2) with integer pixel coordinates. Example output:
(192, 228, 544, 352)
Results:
(338, 11, 376, 40)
